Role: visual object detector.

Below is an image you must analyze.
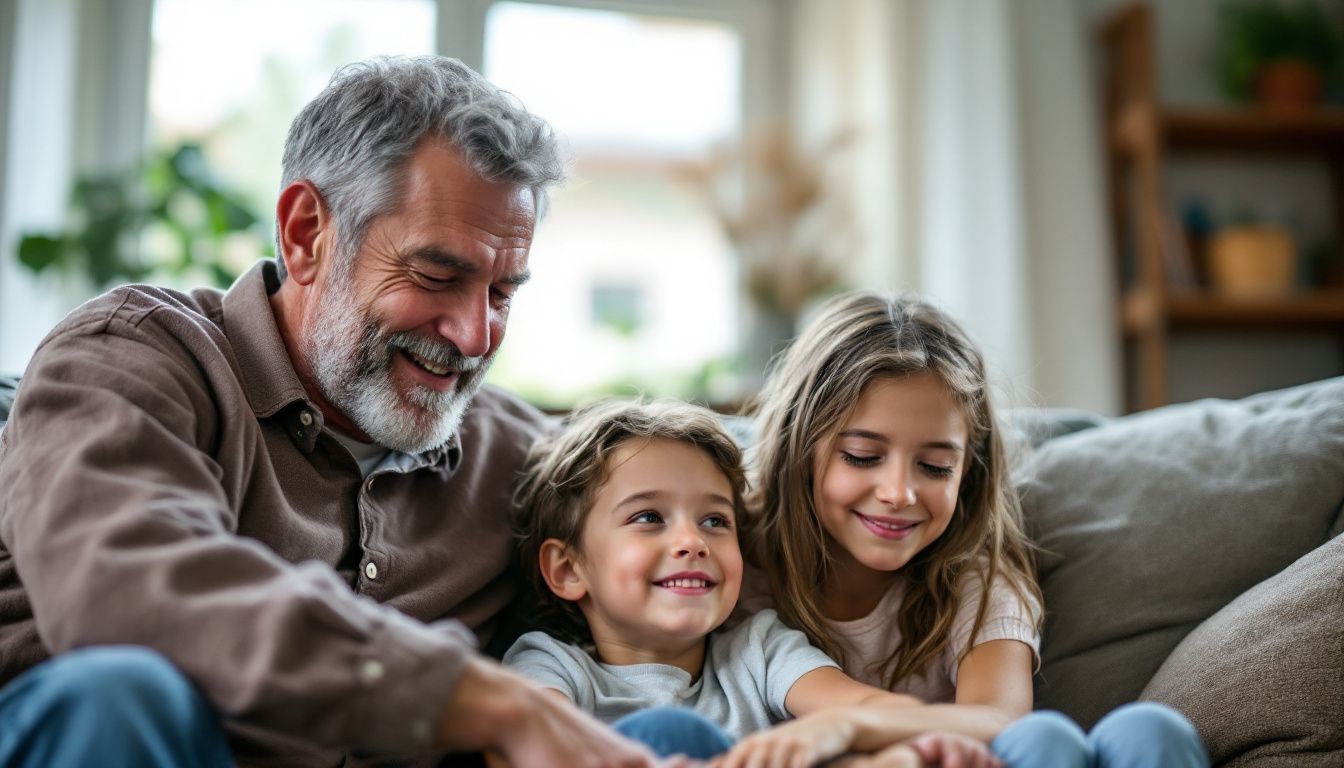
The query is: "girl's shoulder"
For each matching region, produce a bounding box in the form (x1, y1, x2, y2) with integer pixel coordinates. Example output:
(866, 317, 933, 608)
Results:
(954, 556, 1043, 623)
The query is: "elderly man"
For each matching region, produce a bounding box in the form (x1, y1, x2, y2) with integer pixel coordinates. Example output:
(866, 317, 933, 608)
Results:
(0, 56, 671, 767)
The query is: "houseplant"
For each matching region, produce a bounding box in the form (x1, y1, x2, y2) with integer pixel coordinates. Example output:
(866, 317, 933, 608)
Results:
(18, 143, 266, 290)
(1215, 0, 1344, 110)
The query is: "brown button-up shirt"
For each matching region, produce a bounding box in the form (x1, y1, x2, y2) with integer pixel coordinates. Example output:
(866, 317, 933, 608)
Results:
(0, 261, 551, 765)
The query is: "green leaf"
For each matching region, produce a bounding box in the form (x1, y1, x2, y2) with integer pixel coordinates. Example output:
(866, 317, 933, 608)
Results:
(17, 234, 67, 273)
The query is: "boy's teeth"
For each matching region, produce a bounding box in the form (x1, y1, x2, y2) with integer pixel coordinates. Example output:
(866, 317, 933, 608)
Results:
(661, 578, 709, 588)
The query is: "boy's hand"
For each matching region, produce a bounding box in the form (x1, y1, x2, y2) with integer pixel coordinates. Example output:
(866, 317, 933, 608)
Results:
(713, 710, 857, 768)
(903, 732, 1001, 768)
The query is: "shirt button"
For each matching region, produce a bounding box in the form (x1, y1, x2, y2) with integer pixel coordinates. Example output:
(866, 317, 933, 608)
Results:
(359, 659, 385, 683)
(364, 561, 379, 580)
(299, 410, 314, 427)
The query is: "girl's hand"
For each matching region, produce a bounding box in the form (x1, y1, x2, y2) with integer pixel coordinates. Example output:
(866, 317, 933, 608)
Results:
(903, 732, 1001, 768)
(820, 744, 924, 767)
(714, 711, 857, 768)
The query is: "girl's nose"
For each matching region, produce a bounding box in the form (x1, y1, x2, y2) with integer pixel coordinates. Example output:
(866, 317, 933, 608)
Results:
(875, 471, 917, 509)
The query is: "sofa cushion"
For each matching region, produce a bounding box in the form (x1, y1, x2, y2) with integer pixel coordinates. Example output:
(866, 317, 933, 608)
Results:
(1018, 376, 1344, 728)
(1139, 533, 1344, 767)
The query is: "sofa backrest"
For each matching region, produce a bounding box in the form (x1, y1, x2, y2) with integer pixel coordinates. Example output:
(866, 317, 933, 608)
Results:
(1018, 376, 1344, 729)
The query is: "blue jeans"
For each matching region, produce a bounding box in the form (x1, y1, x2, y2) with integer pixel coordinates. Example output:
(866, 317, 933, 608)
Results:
(0, 646, 232, 768)
(992, 703, 1209, 768)
(613, 707, 735, 759)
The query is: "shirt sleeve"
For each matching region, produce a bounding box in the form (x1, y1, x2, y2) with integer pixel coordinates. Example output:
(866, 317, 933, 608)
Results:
(501, 631, 588, 706)
(0, 316, 471, 757)
(752, 610, 840, 721)
(945, 567, 1043, 685)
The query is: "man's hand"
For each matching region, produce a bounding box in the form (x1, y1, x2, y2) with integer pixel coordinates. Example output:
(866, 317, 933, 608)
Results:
(439, 657, 662, 768)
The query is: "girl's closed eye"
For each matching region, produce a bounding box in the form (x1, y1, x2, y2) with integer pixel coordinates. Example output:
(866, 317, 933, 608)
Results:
(921, 462, 956, 479)
(840, 451, 882, 468)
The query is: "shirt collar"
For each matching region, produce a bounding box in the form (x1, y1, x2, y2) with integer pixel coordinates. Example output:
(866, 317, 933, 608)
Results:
(221, 260, 463, 474)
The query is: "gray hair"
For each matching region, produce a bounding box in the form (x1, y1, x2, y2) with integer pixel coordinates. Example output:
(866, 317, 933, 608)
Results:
(276, 55, 564, 279)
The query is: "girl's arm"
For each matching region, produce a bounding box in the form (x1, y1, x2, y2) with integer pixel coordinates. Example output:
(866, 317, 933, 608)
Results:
(716, 639, 1032, 767)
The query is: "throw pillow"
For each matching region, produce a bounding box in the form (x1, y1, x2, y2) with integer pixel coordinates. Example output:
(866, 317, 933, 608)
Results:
(1140, 534, 1344, 767)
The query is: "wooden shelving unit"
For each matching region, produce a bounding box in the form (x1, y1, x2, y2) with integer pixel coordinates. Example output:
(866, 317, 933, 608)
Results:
(1099, 4, 1344, 412)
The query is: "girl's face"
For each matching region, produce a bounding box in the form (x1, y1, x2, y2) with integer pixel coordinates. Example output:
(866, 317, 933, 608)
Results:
(812, 372, 969, 578)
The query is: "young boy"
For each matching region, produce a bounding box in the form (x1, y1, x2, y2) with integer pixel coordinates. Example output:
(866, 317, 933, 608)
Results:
(503, 399, 1000, 767)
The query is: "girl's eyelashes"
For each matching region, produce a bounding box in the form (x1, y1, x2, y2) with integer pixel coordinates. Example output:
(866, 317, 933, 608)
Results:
(921, 463, 955, 479)
(840, 451, 881, 468)
(628, 510, 663, 525)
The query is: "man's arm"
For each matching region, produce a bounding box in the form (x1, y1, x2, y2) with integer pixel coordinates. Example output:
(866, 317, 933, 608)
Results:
(0, 319, 470, 755)
(452, 661, 661, 768)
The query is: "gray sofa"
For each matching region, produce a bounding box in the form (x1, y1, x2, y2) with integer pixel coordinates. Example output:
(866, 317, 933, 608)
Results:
(1017, 377, 1343, 767)
(1, 375, 1339, 766)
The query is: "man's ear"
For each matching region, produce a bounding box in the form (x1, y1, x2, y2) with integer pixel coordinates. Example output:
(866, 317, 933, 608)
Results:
(539, 539, 588, 602)
(275, 180, 334, 286)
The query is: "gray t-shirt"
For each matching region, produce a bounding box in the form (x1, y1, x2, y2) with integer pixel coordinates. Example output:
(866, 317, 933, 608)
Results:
(503, 609, 839, 739)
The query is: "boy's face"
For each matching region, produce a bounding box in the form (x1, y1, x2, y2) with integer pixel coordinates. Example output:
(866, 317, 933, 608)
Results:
(568, 437, 743, 655)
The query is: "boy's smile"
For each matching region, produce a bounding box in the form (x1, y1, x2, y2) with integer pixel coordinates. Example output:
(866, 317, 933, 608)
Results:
(563, 437, 743, 670)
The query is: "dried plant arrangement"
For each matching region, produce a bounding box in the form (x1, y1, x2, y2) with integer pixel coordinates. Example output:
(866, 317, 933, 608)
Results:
(684, 125, 859, 330)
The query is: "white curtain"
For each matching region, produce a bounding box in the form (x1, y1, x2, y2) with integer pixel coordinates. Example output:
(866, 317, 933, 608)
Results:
(786, 0, 1121, 414)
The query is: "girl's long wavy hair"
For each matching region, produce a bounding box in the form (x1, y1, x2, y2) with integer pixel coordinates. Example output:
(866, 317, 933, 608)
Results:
(744, 291, 1042, 688)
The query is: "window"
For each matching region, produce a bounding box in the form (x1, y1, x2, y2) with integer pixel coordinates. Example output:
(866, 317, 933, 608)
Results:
(481, 2, 744, 407)
(147, 0, 436, 278)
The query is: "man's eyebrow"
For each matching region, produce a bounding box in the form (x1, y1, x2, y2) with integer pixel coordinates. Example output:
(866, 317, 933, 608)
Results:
(837, 429, 963, 452)
(407, 247, 530, 286)
(406, 247, 476, 275)
(501, 269, 532, 287)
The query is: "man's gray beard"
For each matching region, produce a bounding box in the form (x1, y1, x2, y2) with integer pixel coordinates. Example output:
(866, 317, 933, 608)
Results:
(303, 273, 490, 454)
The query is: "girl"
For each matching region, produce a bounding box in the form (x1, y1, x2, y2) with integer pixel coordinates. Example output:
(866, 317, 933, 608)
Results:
(743, 291, 1208, 768)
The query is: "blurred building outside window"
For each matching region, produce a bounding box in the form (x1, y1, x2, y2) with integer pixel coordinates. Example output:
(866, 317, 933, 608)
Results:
(481, 1, 744, 408)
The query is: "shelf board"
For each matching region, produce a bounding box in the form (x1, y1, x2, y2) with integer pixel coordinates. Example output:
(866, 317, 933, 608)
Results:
(1163, 109, 1344, 154)
(1123, 290, 1344, 331)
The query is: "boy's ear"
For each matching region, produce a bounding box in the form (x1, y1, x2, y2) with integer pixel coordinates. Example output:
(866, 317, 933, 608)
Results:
(539, 539, 588, 602)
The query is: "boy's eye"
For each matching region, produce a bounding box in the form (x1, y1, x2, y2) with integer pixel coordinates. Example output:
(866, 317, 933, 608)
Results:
(840, 451, 881, 468)
(629, 510, 663, 525)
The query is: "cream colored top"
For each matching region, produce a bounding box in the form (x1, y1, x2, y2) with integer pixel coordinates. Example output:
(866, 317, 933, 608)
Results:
(824, 568, 1041, 702)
